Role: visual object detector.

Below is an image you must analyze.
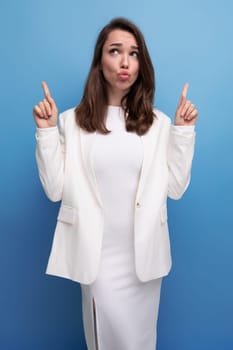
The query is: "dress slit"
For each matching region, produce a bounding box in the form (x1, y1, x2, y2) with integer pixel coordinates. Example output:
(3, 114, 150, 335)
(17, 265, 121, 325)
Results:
(92, 298, 99, 350)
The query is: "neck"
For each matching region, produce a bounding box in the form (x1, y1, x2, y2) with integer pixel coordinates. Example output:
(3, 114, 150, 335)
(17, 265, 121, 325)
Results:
(107, 87, 128, 106)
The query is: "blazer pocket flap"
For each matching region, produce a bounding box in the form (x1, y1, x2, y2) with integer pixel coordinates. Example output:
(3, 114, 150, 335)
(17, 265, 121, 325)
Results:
(57, 205, 75, 225)
(160, 204, 168, 224)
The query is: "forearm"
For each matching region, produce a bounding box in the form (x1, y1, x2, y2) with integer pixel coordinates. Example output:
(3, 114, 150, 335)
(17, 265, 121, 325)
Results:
(36, 126, 65, 202)
(167, 125, 195, 200)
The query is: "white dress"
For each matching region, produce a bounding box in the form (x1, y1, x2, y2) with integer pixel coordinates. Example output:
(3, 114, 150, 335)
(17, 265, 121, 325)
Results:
(81, 106, 162, 350)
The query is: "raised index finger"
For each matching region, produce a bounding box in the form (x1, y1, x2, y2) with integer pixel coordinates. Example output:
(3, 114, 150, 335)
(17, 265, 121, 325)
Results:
(41, 81, 51, 99)
(181, 83, 189, 98)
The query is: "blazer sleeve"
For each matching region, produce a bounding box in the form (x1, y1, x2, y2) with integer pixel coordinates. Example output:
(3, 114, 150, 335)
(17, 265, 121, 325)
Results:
(35, 115, 65, 202)
(167, 125, 196, 200)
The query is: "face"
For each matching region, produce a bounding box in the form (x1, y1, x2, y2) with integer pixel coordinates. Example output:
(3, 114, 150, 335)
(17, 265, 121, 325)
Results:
(101, 29, 140, 103)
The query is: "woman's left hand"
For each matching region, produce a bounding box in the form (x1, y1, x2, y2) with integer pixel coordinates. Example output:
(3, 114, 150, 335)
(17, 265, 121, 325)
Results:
(174, 83, 198, 126)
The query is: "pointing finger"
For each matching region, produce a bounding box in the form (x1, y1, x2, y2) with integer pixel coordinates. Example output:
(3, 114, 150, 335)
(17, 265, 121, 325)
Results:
(182, 83, 189, 99)
(41, 81, 51, 99)
(178, 83, 189, 108)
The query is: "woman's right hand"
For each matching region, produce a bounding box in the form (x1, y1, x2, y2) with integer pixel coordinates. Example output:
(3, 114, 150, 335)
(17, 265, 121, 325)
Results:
(33, 81, 58, 128)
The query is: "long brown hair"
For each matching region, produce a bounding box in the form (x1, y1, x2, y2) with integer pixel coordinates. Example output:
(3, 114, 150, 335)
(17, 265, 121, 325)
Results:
(75, 17, 155, 135)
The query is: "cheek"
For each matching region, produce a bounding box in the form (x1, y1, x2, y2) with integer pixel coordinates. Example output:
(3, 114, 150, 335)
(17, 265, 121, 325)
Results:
(102, 66, 114, 83)
(101, 57, 116, 75)
(131, 59, 139, 75)
(132, 63, 140, 78)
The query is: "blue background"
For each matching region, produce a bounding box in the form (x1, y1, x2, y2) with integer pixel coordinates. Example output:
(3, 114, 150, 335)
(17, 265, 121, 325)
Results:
(1, 0, 233, 349)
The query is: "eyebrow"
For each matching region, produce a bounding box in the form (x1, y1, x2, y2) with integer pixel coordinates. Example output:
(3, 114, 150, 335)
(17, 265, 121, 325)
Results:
(109, 42, 139, 50)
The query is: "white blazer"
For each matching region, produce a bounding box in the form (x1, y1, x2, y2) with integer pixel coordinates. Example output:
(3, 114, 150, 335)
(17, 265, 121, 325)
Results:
(36, 107, 195, 284)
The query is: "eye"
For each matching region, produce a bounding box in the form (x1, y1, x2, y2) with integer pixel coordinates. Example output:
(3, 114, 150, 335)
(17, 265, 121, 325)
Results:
(130, 51, 139, 58)
(109, 48, 119, 55)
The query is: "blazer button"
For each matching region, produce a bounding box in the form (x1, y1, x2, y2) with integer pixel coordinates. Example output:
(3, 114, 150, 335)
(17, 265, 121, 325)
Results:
(136, 202, 141, 208)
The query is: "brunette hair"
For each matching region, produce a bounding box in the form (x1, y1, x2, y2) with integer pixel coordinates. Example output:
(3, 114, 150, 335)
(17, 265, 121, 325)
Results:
(75, 17, 155, 135)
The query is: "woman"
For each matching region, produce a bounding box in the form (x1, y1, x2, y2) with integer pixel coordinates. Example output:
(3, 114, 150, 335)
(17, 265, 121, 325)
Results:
(33, 17, 198, 350)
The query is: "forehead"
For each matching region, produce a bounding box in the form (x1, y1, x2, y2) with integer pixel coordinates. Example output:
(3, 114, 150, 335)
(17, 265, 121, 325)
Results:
(104, 29, 138, 47)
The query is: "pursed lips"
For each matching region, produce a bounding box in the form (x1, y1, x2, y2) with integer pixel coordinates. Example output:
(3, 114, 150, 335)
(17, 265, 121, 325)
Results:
(118, 71, 130, 81)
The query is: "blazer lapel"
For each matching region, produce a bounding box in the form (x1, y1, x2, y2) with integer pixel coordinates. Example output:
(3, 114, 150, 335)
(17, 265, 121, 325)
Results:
(136, 119, 160, 200)
(79, 128, 103, 207)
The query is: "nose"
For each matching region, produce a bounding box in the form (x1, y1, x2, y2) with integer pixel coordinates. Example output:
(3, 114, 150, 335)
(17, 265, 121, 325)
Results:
(121, 53, 129, 69)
